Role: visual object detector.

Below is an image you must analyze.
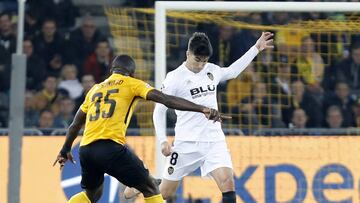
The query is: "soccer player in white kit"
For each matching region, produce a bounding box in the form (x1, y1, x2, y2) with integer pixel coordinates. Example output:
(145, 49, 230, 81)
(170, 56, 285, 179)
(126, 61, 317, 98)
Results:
(125, 31, 273, 202)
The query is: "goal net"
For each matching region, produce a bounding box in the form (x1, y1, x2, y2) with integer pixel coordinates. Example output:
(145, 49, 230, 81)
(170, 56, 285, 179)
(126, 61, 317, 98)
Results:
(105, 2, 360, 135)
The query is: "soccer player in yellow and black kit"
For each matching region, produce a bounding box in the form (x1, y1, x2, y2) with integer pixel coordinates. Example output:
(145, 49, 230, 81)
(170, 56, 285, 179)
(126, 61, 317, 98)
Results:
(53, 55, 227, 203)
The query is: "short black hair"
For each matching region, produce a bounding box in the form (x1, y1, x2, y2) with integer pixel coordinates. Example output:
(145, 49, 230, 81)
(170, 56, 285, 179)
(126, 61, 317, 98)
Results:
(42, 18, 57, 26)
(188, 32, 213, 57)
(110, 55, 136, 76)
(0, 11, 11, 19)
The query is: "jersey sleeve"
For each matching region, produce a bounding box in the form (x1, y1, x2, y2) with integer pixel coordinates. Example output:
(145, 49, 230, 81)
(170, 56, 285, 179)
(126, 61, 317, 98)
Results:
(132, 79, 155, 99)
(153, 73, 176, 144)
(218, 45, 259, 81)
(160, 72, 177, 95)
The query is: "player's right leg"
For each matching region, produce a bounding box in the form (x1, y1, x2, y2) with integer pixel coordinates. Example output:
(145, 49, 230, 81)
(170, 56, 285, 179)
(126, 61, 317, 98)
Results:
(105, 143, 164, 202)
(68, 141, 108, 202)
(124, 177, 161, 199)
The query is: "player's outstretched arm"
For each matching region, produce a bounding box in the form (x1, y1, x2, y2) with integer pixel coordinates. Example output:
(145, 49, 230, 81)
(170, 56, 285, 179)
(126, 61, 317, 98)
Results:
(221, 32, 274, 81)
(147, 89, 229, 122)
(53, 109, 86, 169)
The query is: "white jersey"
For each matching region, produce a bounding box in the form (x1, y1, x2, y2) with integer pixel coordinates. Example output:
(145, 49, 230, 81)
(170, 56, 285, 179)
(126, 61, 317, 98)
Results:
(154, 45, 259, 143)
(163, 62, 225, 142)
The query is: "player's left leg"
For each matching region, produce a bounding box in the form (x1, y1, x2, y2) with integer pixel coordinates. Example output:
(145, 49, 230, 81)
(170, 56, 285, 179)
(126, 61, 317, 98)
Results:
(202, 140, 236, 203)
(75, 140, 111, 202)
(106, 144, 164, 203)
(211, 167, 236, 203)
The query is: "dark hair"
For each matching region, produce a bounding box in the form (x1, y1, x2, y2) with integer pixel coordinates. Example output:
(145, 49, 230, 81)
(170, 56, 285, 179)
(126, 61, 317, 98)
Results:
(188, 32, 213, 57)
(42, 18, 57, 26)
(110, 55, 136, 76)
(96, 39, 109, 46)
(0, 11, 12, 19)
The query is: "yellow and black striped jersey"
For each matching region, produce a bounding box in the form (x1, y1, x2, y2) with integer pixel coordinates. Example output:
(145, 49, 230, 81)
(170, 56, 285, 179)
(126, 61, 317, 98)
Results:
(79, 73, 154, 146)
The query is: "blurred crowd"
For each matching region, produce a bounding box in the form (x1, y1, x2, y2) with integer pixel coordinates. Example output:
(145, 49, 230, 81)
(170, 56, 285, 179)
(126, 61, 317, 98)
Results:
(0, 0, 112, 129)
(0, 0, 359, 134)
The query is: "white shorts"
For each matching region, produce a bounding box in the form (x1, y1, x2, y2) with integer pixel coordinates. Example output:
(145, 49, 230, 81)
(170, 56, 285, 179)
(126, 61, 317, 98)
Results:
(162, 140, 233, 181)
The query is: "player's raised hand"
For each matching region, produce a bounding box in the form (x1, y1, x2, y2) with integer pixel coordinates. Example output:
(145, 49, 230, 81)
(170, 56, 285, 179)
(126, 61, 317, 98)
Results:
(203, 108, 232, 123)
(255, 32, 274, 51)
(53, 151, 76, 170)
(161, 141, 172, 156)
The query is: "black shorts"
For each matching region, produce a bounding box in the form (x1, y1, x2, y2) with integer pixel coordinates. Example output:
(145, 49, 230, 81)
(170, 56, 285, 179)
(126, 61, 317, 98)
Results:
(79, 139, 149, 189)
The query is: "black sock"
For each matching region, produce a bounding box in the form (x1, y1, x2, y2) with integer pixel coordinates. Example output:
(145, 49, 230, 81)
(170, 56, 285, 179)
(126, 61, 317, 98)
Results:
(222, 191, 236, 203)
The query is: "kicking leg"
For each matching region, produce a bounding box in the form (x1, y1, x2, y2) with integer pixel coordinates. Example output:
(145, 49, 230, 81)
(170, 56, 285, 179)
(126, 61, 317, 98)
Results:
(211, 167, 236, 203)
(124, 178, 161, 199)
(133, 176, 163, 203)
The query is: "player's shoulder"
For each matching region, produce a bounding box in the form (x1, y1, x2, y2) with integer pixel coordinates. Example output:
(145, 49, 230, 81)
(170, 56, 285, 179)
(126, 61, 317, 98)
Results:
(84, 83, 99, 99)
(206, 62, 222, 71)
(119, 75, 147, 87)
(165, 66, 184, 80)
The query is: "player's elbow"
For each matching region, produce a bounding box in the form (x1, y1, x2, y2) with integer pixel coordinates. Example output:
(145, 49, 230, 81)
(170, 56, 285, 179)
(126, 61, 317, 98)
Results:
(160, 95, 174, 108)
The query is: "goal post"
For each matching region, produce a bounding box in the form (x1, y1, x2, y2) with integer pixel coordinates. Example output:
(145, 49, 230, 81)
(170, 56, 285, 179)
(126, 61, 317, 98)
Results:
(154, 0, 360, 177)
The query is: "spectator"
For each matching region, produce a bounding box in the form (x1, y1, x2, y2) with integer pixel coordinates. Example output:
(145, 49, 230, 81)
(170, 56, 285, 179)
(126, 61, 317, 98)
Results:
(65, 15, 106, 69)
(23, 38, 47, 90)
(352, 98, 360, 127)
(83, 40, 112, 82)
(37, 109, 55, 128)
(49, 88, 70, 118)
(206, 25, 242, 67)
(274, 13, 309, 61)
(282, 80, 322, 127)
(323, 82, 355, 127)
(269, 54, 298, 104)
(290, 108, 308, 128)
(0, 46, 10, 91)
(74, 74, 95, 110)
(325, 105, 344, 128)
(232, 83, 283, 128)
(27, 0, 79, 29)
(295, 36, 325, 93)
(58, 64, 83, 99)
(336, 43, 360, 90)
(236, 13, 263, 56)
(34, 75, 58, 111)
(53, 97, 75, 128)
(32, 19, 65, 76)
(24, 10, 41, 39)
(24, 90, 39, 128)
(0, 92, 9, 127)
(0, 12, 16, 56)
(226, 62, 259, 110)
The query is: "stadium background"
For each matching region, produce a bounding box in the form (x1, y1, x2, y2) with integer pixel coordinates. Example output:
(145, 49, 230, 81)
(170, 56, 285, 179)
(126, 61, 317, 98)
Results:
(1, 0, 360, 202)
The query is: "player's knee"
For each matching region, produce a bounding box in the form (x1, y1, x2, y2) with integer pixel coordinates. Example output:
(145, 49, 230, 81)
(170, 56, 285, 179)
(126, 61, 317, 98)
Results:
(159, 184, 177, 200)
(86, 185, 103, 202)
(160, 189, 175, 200)
(219, 176, 235, 192)
(137, 177, 160, 197)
